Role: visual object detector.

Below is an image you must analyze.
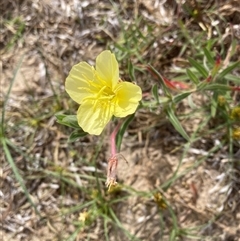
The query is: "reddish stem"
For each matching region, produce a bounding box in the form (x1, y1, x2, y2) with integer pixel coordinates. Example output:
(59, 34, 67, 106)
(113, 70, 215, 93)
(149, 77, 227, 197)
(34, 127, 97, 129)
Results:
(110, 122, 121, 157)
(233, 86, 240, 91)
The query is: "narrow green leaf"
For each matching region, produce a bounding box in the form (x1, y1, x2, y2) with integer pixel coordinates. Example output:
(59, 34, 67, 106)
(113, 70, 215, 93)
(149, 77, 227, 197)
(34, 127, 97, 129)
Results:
(0, 54, 41, 217)
(128, 59, 135, 82)
(203, 47, 214, 65)
(229, 39, 238, 59)
(1, 55, 24, 135)
(218, 61, 240, 80)
(186, 69, 199, 84)
(116, 114, 135, 152)
(188, 57, 208, 78)
(206, 38, 218, 50)
(179, 43, 188, 57)
(173, 92, 192, 104)
(196, 81, 208, 91)
(109, 208, 141, 241)
(151, 84, 159, 103)
(166, 107, 190, 141)
(147, 64, 172, 97)
(170, 229, 177, 241)
(226, 74, 240, 83)
(172, 75, 190, 81)
(65, 226, 82, 241)
(1, 138, 41, 217)
(68, 129, 88, 142)
(55, 114, 80, 129)
(55, 113, 66, 121)
(211, 92, 218, 118)
(202, 83, 232, 91)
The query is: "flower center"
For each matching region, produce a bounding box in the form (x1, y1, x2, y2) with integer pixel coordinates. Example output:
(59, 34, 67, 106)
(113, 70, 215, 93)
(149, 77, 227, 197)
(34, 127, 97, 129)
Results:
(98, 86, 115, 100)
(93, 86, 115, 109)
(82, 85, 116, 112)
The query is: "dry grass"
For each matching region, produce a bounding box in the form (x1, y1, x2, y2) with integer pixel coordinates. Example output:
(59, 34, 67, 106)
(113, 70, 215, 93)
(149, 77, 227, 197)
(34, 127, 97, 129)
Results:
(1, 0, 240, 241)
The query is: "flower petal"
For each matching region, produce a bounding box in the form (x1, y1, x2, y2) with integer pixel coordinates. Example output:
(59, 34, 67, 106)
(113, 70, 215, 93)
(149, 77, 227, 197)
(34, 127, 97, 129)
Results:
(77, 99, 113, 135)
(65, 62, 97, 104)
(113, 82, 142, 117)
(96, 50, 119, 89)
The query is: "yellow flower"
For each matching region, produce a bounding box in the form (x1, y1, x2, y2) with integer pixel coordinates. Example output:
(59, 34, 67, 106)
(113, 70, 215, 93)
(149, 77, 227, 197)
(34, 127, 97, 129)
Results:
(153, 192, 167, 209)
(230, 106, 240, 120)
(232, 128, 240, 140)
(65, 50, 142, 135)
(78, 211, 89, 223)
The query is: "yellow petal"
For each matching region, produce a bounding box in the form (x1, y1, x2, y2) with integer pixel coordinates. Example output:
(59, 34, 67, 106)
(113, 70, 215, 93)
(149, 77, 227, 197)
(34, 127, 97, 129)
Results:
(65, 62, 97, 104)
(77, 99, 113, 135)
(113, 82, 142, 117)
(95, 50, 119, 89)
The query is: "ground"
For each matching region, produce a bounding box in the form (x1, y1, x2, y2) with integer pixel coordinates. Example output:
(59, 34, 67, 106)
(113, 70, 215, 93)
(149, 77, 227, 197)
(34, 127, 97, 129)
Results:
(1, 0, 240, 241)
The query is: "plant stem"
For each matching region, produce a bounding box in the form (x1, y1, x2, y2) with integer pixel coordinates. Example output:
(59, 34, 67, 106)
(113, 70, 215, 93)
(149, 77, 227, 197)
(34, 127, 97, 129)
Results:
(110, 121, 121, 157)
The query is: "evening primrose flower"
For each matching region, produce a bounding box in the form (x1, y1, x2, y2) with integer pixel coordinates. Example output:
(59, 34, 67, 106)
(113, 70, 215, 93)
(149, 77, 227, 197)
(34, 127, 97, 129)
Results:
(65, 50, 142, 135)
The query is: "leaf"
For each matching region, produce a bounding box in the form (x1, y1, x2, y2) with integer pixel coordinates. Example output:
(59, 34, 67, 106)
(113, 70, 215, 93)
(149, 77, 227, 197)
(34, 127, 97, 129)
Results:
(186, 69, 199, 84)
(65, 226, 82, 241)
(203, 47, 214, 65)
(55, 113, 67, 121)
(188, 57, 208, 78)
(202, 83, 232, 91)
(146, 64, 172, 97)
(68, 129, 88, 142)
(166, 107, 190, 141)
(172, 75, 190, 81)
(226, 74, 240, 84)
(116, 114, 135, 152)
(217, 61, 240, 80)
(173, 92, 192, 104)
(128, 59, 135, 82)
(151, 84, 159, 103)
(196, 81, 208, 91)
(225, 38, 238, 60)
(0, 54, 41, 217)
(169, 229, 177, 241)
(206, 38, 218, 50)
(55, 114, 80, 129)
(210, 92, 218, 118)
(2, 138, 41, 217)
(1, 55, 24, 135)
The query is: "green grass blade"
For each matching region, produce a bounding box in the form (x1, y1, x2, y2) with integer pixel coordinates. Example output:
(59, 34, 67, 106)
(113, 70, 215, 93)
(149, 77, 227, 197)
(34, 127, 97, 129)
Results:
(1, 138, 41, 217)
(173, 92, 192, 104)
(116, 114, 135, 151)
(1, 54, 41, 217)
(203, 47, 214, 65)
(152, 84, 159, 103)
(109, 208, 141, 241)
(226, 74, 240, 83)
(1, 55, 24, 135)
(188, 57, 208, 78)
(186, 68, 200, 84)
(65, 226, 82, 241)
(147, 64, 172, 97)
(128, 59, 136, 82)
(166, 107, 190, 141)
(202, 83, 232, 91)
(104, 218, 110, 241)
(218, 61, 240, 80)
